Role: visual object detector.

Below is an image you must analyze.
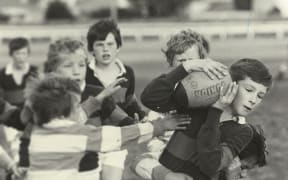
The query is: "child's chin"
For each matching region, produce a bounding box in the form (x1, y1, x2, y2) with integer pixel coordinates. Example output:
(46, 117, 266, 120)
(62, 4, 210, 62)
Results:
(15, 61, 25, 65)
(73, 79, 84, 85)
(237, 111, 249, 117)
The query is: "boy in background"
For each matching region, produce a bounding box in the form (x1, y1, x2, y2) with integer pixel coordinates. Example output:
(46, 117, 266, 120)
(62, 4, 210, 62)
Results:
(0, 37, 37, 107)
(86, 19, 146, 180)
(86, 19, 145, 120)
(0, 37, 37, 180)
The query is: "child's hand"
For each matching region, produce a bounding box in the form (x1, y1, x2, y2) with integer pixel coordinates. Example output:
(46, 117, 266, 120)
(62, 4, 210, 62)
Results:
(166, 171, 194, 180)
(212, 82, 238, 110)
(225, 156, 242, 180)
(134, 113, 140, 123)
(182, 58, 228, 80)
(96, 77, 128, 102)
(161, 114, 191, 131)
(9, 165, 27, 179)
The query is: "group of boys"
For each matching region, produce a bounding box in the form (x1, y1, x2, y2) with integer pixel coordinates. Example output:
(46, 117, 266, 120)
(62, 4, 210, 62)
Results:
(0, 19, 272, 180)
(131, 29, 270, 180)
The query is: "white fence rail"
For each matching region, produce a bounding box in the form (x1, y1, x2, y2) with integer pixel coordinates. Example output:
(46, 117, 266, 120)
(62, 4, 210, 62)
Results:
(1, 21, 288, 43)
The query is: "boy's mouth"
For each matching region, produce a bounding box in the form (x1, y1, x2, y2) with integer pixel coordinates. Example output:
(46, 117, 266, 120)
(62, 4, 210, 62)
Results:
(73, 79, 82, 84)
(243, 106, 252, 111)
(102, 54, 111, 60)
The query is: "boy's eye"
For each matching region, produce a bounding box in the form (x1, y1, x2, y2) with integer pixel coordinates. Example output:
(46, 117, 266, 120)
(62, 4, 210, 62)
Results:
(245, 88, 253, 92)
(63, 64, 72, 68)
(177, 59, 187, 63)
(95, 43, 103, 47)
(257, 94, 265, 99)
(107, 42, 114, 46)
(258, 96, 263, 99)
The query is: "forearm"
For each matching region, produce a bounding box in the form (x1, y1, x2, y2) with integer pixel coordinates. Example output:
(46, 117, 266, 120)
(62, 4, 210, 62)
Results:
(0, 102, 26, 131)
(197, 108, 253, 176)
(81, 96, 115, 118)
(81, 96, 102, 117)
(197, 107, 223, 176)
(0, 146, 15, 170)
(141, 65, 188, 113)
(101, 106, 134, 126)
(197, 107, 222, 150)
(125, 94, 146, 120)
(87, 121, 166, 152)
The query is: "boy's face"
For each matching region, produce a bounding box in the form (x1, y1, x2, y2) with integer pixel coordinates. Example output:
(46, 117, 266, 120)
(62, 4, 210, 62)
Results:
(92, 33, 119, 66)
(54, 48, 87, 86)
(172, 45, 200, 67)
(11, 47, 29, 66)
(231, 77, 268, 116)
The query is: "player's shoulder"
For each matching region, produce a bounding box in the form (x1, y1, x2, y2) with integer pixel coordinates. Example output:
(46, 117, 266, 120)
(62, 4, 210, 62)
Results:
(221, 121, 254, 138)
(0, 67, 6, 74)
(124, 64, 134, 73)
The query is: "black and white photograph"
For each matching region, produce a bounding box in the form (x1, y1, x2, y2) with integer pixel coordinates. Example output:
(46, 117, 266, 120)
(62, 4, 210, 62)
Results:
(0, 0, 287, 180)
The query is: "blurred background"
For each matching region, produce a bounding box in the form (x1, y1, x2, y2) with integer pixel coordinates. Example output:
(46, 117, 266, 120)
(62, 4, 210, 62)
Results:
(0, 0, 288, 180)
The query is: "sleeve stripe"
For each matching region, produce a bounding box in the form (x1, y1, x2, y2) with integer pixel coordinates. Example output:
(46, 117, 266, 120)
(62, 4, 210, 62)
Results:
(100, 126, 122, 152)
(30, 134, 87, 153)
(137, 123, 154, 143)
(121, 123, 154, 145)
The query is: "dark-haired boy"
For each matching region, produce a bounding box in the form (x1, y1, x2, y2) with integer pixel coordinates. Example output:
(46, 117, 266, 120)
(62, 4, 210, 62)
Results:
(0, 37, 37, 107)
(86, 19, 145, 120)
(140, 57, 271, 180)
(0, 37, 37, 180)
(85, 19, 146, 180)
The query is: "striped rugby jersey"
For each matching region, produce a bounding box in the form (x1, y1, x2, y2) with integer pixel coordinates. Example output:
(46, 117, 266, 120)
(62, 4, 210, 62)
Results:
(27, 118, 164, 180)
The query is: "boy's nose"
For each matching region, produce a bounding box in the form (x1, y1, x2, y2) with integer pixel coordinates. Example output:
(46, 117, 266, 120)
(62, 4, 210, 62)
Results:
(72, 66, 80, 74)
(249, 94, 257, 105)
(103, 44, 109, 51)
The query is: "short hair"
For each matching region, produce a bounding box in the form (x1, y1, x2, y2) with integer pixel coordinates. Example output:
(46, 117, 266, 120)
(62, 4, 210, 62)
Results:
(26, 75, 81, 126)
(200, 35, 210, 54)
(44, 38, 86, 73)
(9, 37, 30, 56)
(230, 58, 273, 89)
(163, 29, 207, 66)
(86, 19, 122, 52)
(239, 125, 267, 167)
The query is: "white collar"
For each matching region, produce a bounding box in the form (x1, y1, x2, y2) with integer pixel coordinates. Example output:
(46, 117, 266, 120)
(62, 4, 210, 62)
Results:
(42, 118, 76, 129)
(5, 62, 30, 75)
(88, 58, 126, 78)
(233, 116, 247, 124)
(80, 81, 86, 92)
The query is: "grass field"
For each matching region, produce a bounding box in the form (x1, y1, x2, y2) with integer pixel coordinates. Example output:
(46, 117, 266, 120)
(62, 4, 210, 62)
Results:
(0, 38, 288, 180)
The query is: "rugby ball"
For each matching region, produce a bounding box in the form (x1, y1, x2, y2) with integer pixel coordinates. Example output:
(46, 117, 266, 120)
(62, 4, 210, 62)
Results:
(174, 71, 232, 108)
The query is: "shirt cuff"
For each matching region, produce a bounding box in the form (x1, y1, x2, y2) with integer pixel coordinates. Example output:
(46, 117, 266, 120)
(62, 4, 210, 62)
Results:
(166, 65, 189, 84)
